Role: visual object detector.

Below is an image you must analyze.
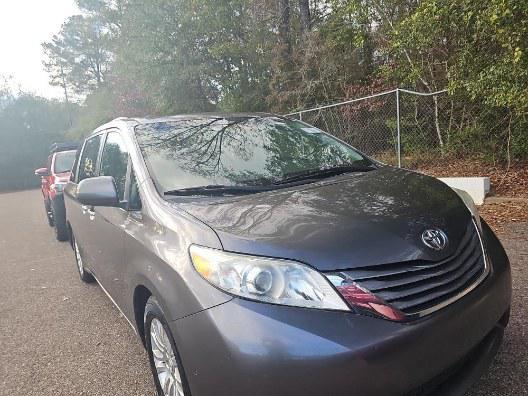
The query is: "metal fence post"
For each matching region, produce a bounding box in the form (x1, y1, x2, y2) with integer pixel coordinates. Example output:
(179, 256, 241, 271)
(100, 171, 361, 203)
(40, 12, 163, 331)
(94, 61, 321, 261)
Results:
(396, 88, 402, 168)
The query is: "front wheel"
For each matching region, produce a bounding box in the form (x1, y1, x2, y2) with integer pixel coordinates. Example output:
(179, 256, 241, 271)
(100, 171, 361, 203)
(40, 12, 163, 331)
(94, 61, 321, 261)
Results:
(73, 237, 95, 283)
(145, 297, 189, 396)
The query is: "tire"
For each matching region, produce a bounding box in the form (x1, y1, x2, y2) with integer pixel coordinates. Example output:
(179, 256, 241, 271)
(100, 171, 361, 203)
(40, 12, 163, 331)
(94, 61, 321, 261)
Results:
(72, 235, 95, 283)
(44, 200, 54, 226)
(51, 199, 68, 241)
(145, 296, 189, 396)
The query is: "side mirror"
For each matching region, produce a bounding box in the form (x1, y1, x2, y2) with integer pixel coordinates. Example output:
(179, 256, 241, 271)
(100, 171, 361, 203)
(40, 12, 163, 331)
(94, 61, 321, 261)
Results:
(35, 167, 49, 177)
(77, 176, 119, 207)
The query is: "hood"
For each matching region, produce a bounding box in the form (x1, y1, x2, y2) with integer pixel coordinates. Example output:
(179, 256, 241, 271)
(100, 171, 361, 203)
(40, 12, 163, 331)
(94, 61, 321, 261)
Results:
(179, 167, 471, 271)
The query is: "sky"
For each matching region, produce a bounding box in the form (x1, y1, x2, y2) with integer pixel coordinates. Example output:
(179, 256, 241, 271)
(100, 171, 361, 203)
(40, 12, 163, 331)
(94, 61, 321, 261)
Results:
(0, 1, 79, 98)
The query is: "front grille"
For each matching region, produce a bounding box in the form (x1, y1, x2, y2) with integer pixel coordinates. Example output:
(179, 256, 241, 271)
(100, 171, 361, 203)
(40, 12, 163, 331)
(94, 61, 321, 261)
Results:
(341, 220, 488, 318)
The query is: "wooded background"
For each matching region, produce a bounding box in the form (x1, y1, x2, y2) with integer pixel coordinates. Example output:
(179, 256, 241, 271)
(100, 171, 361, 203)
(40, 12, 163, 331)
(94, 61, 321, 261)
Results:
(1, 0, 527, 191)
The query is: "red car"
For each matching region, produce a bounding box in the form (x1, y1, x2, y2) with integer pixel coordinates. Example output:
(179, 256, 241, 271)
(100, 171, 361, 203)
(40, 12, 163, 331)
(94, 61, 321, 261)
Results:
(35, 143, 78, 241)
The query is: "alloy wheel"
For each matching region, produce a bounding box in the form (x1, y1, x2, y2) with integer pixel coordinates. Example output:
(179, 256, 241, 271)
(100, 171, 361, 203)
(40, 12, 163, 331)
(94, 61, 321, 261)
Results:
(74, 240, 84, 276)
(150, 318, 184, 396)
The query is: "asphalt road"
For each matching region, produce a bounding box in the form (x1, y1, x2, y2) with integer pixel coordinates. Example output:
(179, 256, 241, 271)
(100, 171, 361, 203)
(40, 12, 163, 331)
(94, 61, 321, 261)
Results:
(0, 190, 155, 396)
(0, 189, 527, 395)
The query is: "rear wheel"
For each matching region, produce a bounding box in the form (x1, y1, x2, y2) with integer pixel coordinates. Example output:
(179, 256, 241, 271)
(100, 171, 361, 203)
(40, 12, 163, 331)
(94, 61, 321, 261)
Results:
(145, 297, 188, 396)
(51, 199, 68, 241)
(44, 200, 54, 226)
(73, 236, 95, 283)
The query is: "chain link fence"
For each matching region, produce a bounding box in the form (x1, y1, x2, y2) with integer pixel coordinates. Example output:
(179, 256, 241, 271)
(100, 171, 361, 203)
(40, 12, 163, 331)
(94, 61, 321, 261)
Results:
(285, 89, 512, 169)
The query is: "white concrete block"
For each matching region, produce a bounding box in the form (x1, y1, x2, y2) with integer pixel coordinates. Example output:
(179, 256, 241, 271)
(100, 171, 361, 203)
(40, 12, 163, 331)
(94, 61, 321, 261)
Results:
(438, 177, 490, 205)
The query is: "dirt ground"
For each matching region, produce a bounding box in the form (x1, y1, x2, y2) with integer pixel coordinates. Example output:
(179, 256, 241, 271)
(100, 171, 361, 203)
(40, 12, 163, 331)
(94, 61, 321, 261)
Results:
(419, 159, 528, 232)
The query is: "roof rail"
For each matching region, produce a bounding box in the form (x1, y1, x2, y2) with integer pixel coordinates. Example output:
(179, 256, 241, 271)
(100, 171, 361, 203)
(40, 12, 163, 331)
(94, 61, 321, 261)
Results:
(49, 142, 79, 154)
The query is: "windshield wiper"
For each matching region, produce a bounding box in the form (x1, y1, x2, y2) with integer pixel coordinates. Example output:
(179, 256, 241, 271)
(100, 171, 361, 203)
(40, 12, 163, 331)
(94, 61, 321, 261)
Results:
(164, 164, 375, 196)
(164, 184, 270, 197)
(274, 164, 375, 185)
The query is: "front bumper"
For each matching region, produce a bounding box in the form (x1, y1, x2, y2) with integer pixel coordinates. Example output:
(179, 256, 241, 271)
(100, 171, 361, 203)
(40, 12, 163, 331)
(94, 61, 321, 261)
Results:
(170, 223, 511, 396)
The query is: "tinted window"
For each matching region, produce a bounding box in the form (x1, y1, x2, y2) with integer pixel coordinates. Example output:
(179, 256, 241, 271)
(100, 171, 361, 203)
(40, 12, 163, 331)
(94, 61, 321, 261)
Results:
(135, 116, 370, 193)
(53, 151, 76, 173)
(100, 132, 129, 201)
(78, 135, 102, 182)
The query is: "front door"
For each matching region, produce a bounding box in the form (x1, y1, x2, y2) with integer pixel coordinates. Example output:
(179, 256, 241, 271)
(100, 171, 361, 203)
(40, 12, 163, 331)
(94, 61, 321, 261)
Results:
(68, 134, 104, 270)
(90, 130, 130, 306)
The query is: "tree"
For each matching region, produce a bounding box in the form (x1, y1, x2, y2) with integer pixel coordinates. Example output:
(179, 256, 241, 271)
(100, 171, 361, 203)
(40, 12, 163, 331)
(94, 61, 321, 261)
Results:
(389, 0, 528, 161)
(38, 0, 528, 162)
(111, 0, 276, 114)
(42, 14, 113, 96)
(0, 93, 78, 191)
(299, 0, 311, 35)
(268, 0, 376, 111)
(278, 0, 292, 54)
(0, 75, 14, 111)
(182, 0, 275, 111)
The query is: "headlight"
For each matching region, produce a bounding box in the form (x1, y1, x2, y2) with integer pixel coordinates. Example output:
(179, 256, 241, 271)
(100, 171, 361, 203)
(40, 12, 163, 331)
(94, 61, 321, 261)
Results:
(452, 188, 482, 230)
(190, 245, 349, 311)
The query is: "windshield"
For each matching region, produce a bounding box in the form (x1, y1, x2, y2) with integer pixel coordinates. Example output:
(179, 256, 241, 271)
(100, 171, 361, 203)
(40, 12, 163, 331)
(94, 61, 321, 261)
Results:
(135, 116, 372, 194)
(53, 150, 77, 174)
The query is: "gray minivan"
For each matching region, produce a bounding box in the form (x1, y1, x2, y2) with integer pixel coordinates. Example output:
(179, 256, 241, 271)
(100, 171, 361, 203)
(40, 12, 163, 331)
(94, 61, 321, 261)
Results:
(64, 114, 511, 396)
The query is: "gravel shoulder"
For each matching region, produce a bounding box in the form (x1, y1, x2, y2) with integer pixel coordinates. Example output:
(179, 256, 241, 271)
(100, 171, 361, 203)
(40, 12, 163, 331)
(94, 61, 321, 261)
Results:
(0, 189, 526, 395)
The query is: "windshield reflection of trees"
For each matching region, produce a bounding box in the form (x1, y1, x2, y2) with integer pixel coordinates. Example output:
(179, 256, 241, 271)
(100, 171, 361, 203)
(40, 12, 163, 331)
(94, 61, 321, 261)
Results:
(198, 168, 460, 233)
(185, 167, 466, 262)
(136, 117, 364, 187)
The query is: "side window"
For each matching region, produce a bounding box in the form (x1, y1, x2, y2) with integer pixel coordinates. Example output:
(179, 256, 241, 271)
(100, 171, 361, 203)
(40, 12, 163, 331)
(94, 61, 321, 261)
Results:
(100, 132, 129, 201)
(128, 169, 142, 211)
(78, 135, 102, 182)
